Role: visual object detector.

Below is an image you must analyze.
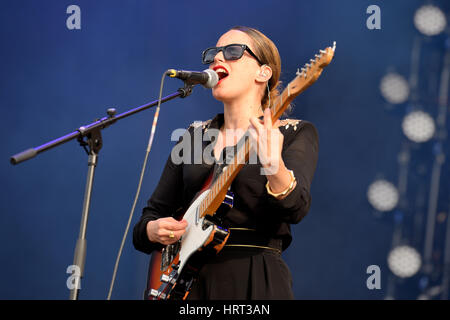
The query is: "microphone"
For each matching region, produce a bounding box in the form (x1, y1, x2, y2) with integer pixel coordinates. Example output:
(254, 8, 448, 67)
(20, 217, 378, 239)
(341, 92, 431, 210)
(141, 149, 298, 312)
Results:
(166, 69, 219, 88)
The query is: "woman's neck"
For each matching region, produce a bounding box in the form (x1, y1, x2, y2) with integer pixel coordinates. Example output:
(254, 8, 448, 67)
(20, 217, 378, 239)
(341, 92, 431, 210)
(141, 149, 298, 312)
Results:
(222, 96, 263, 131)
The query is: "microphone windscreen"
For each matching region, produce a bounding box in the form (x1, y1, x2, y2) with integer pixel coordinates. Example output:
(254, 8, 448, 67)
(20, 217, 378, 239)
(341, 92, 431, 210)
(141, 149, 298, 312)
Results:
(203, 69, 219, 88)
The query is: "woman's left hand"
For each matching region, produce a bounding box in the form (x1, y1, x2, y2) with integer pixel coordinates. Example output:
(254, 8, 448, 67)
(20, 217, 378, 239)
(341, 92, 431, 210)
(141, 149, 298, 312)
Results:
(249, 107, 284, 175)
(249, 108, 295, 195)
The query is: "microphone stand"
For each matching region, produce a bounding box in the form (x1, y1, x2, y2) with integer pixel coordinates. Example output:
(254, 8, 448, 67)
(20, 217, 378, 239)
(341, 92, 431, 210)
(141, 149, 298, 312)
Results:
(10, 83, 194, 300)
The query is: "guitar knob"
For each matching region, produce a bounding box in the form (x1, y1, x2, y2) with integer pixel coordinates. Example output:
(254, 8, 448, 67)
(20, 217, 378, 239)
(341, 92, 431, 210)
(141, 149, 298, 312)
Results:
(160, 274, 170, 283)
(149, 289, 159, 297)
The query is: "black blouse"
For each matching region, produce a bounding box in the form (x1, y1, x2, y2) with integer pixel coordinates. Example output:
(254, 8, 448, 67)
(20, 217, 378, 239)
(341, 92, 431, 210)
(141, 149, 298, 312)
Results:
(133, 113, 319, 254)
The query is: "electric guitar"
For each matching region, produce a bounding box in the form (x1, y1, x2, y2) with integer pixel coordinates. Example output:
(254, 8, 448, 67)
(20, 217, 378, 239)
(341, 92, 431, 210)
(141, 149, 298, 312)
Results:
(145, 42, 336, 300)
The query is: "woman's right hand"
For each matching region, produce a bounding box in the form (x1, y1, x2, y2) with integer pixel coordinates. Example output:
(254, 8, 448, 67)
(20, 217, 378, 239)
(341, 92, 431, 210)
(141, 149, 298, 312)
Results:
(146, 217, 188, 245)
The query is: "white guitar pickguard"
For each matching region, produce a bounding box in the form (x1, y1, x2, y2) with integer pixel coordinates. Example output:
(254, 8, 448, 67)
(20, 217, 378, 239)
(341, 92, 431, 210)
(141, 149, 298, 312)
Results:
(177, 189, 214, 272)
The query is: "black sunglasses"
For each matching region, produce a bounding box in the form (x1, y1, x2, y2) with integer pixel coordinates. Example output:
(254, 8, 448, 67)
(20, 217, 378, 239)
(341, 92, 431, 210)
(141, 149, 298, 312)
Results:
(202, 43, 263, 65)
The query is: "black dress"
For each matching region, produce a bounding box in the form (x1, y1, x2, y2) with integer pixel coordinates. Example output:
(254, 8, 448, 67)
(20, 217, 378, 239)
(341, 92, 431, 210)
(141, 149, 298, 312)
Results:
(133, 113, 319, 299)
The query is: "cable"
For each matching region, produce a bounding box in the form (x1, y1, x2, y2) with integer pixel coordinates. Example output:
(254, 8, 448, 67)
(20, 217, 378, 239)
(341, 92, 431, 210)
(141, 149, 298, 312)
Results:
(107, 71, 168, 300)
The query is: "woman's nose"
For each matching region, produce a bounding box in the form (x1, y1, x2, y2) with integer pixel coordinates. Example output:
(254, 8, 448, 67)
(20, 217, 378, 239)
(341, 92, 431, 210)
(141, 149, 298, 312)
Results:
(214, 50, 225, 63)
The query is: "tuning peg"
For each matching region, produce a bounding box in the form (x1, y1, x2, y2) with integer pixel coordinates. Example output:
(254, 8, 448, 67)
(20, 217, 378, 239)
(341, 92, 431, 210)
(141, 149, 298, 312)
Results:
(301, 67, 307, 78)
(320, 49, 326, 54)
(305, 63, 311, 68)
(310, 59, 315, 64)
(296, 68, 302, 76)
(315, 54, 322, 59)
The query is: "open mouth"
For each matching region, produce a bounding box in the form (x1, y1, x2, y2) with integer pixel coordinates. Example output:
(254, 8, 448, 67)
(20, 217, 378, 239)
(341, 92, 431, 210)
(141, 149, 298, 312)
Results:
(213, 66, 229, 82)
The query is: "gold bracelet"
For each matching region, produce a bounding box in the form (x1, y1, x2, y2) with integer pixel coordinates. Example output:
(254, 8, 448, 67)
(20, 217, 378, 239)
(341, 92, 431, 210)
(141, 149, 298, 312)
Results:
(266, 169, 296, 199)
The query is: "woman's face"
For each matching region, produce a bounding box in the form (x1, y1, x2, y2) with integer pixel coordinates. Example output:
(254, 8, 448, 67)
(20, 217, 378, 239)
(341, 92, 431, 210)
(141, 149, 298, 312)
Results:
(209, 30, 261, 104)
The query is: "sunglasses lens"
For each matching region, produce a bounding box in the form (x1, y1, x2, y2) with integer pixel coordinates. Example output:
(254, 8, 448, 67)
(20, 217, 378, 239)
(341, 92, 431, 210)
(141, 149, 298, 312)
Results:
(202, 45, 246, 64)
(203, 48, 218, 64)
(224, 45, 245, 60)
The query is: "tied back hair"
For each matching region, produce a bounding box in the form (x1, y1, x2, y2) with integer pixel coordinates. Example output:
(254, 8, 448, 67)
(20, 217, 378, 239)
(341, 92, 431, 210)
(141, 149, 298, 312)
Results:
(230, 26, 290, 113)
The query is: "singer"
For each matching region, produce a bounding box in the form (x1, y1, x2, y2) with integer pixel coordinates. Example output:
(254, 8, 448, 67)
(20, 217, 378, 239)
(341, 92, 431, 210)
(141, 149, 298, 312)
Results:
(133, 26, 319, 299)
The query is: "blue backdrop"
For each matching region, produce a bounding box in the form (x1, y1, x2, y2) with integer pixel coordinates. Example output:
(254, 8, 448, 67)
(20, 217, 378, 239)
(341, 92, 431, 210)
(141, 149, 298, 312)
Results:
(1, 0, 449, 299)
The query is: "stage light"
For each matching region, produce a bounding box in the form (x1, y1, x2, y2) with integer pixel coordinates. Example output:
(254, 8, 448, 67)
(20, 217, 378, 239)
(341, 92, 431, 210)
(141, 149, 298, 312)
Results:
(388, 245, 422, 278)
(380, 73, 409, 104)
(367, 179, 399, 212)
(402, 110, 435, 143)
(414, 5, 447, 36)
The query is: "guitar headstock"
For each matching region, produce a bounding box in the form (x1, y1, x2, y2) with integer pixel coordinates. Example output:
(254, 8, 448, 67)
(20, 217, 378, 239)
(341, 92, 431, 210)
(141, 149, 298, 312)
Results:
(270, 42, 336, 120)
(288, 41, 336, 97)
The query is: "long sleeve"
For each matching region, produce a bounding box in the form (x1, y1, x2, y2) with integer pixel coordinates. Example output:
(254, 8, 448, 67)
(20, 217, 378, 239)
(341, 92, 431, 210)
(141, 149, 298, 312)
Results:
(133, 156, 183, 253)
(132, 123, 215, 254)
(266, 120, 319, 224)
(132, 151, 184, 254)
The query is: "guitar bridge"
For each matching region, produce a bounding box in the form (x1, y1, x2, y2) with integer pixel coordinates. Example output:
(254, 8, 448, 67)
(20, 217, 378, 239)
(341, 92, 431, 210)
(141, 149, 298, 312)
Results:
(161, 241, 181, 272)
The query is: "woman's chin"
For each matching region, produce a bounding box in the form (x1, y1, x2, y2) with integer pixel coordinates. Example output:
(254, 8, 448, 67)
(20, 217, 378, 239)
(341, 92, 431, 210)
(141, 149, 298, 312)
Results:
(211, 89, 228, 102)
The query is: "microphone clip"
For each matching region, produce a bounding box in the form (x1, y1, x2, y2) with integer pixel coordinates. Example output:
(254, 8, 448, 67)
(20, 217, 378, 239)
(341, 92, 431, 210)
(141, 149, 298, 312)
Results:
(178, 82, 194, 98)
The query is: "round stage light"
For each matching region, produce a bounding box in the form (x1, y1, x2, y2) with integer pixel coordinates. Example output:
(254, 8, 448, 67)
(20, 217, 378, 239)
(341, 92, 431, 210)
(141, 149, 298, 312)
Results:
(414, 5, 447, 36)
(380, 73, 409, 104)
(402, 111, 435, 143)
(367, 179, 399, 212)
(388, 245, 422, 278)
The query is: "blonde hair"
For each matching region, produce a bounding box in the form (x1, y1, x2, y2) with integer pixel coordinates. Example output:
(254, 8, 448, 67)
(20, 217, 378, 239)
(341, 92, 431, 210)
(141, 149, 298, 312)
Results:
(230, 26, 282, 110)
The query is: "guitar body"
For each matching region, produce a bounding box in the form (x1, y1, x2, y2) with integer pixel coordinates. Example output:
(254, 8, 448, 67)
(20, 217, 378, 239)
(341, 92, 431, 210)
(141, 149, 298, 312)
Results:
(145, 189, 230, 300)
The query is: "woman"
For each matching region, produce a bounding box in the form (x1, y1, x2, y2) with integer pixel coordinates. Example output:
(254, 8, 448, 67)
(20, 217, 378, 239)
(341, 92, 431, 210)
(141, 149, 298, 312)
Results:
(133, 26, 319, 299)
